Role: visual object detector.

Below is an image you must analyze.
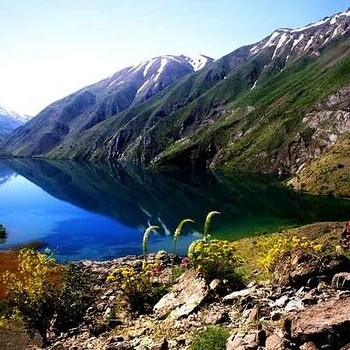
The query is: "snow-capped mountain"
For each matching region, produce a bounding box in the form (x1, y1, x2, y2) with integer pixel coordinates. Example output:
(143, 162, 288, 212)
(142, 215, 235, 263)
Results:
(0, 54, 213, 155)
(250, 9, 350, 61)
(3, 7, 350, 166)
(0, 105, 29, 140)
(96, 54, 213, 105)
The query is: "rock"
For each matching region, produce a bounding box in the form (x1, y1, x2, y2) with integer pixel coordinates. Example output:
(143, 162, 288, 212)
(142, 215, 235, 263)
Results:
(275, 295, 289, 308)
(104, 342, 133, 350)
(247, 306, 259, 323)
(206, 311, 230, 325)
(265, 332, 285, 350)
(273, 250, 350, 288)
(154, 269, 209, 319)
(273, 250, 320, 287)
(209, 279, 221, 291)
(226, 330, 265, 350)
(284, 299, 304, 312)
(290, 296, 350, 348)
(223, 286, 256, 303)
(300, 342, 318, 350)
(332, 272, 350, 290)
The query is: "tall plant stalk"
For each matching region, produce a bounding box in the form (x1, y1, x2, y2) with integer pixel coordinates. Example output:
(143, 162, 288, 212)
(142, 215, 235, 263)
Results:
(203, 211, 220, 241)
(173, 219, 194, 255)
(142, 225, 159, 263)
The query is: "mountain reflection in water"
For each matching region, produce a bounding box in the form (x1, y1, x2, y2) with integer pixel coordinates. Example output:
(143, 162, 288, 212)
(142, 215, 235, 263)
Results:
(0, 159, 349, 261)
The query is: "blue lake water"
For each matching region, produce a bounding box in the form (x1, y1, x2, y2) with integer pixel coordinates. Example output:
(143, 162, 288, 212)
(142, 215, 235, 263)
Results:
(0, 159, 350, 262)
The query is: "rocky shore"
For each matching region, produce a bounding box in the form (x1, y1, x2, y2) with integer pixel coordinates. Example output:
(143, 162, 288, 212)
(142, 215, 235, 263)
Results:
(23, 248, 350, 350)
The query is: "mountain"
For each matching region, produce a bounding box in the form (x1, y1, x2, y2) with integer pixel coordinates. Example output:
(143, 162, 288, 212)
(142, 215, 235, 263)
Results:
(2, 8, 350, 195)
(0, 106, 29, 141)
(0, 54, 212, 156)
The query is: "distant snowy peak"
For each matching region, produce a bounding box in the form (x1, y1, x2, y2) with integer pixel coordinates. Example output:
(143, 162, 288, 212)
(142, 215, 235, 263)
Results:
(102, 54, 213, 103)
(0, 105, 29, 123)
(0, 105, 30, 139)
(128, 54, 213, 78)
(250, 8, 350, 59)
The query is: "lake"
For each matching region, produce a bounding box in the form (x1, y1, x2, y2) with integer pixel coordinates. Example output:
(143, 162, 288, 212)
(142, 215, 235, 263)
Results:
(0, 159, 349, 262)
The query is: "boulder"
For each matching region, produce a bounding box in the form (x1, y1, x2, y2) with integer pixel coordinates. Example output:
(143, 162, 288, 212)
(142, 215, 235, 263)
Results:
(223, 286, 256, 303)
(273, 249, 350, 287)
(289, 296, 350, 348)
(273, 249, 319, 287)
(265, 332, 285, 350)
(226, 330, 266, 350)
(332, 272, 350, 290)
(153, 269, 209, 319)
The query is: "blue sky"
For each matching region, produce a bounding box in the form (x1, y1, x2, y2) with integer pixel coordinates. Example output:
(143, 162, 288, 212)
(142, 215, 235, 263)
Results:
(1, 0, 350, 115)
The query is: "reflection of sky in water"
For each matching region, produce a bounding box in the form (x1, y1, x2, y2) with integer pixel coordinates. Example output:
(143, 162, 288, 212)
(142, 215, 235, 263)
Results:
(0, 174, 199, 262)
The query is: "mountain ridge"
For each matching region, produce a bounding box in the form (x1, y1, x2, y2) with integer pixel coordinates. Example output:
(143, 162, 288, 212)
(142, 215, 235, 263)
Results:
(2, 7, 350, 195)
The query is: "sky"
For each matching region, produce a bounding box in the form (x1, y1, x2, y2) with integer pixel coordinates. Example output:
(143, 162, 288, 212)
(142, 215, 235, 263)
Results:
(1, 0, 350, 116)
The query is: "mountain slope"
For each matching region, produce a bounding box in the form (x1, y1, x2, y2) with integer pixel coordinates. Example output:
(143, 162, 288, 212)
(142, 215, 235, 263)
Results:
(42, 8, 350, 169)
(2, 8, 350, 186)
(0, 55, 212, 156)
(0, 106, 28, 141)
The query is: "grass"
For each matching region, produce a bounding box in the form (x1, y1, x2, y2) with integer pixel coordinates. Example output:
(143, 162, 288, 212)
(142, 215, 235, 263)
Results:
(190, 326, 229, 350)
(292, 133, 350, 197)
(232, 221, 345, 282)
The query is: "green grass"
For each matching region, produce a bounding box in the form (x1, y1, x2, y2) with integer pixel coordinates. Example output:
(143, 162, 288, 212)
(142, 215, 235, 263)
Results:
(190, 326, 229, 350)
(292, 132, 350, 196)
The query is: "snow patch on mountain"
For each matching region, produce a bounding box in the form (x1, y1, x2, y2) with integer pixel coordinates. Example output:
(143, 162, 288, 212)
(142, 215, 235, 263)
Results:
(250, 7, 350, 60)
(143, 60, 155, 77)
(136, 80, 150, 95)
(292, 34, 305, 50)
(186, 54, 211, 71)
(154, 58, 168, 81)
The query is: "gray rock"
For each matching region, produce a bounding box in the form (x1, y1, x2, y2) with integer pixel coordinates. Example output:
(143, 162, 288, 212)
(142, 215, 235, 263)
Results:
(285, 299, 304, 312)
(154, 269, 209, 319)
(223, 287, 256, 303)
(275, 295, 289, 308)
(332, 272, 350, 290)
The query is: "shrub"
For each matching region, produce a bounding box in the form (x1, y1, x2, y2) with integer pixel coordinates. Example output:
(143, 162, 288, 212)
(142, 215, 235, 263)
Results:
(190, 326, 229, 350)
(54, 263, 94, 334)
(107, 261, 167, 313)
(188, 239, 241, 283)
(257, 234, 324, 272)
(2, 249, 63, 345)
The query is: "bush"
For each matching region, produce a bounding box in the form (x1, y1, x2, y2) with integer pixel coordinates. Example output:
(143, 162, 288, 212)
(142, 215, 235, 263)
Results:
(188, 239, 242, 284)
(54, 263, 94, 334)
(257, 234, 324, 272)
(107, 261, 167, 313)
(190, 326, 229, 350)
(2, 249, 63, 345)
